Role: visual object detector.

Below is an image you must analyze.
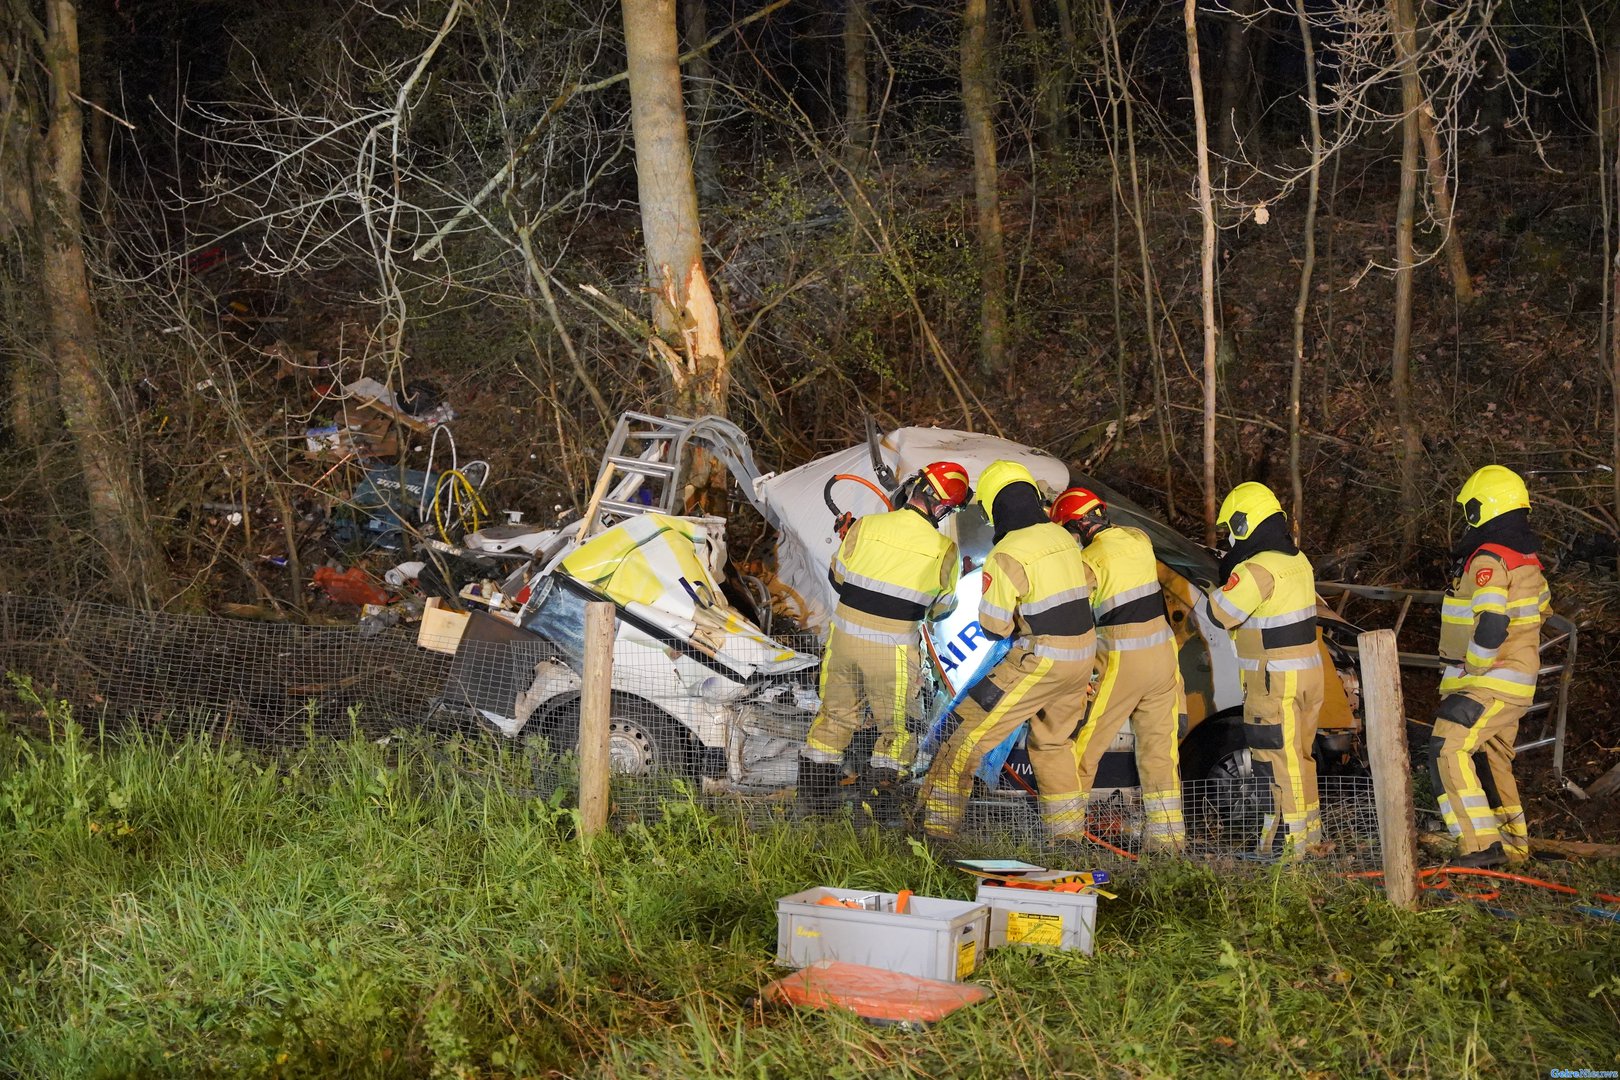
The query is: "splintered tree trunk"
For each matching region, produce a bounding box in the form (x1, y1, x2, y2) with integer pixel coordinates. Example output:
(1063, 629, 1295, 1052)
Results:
(962, 0, 1008, 375)
(844, 0, 871, 173)
(1389, 0, 1425, 560)
(622, 0, 728, 417)
(39, 0, 162, 603)
(1185, 0, 1219, 545)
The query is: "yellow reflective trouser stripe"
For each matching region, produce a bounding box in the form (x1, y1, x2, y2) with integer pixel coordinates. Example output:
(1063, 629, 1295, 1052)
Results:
(1448, 699, 1507, 842)
(1278, 670, 1304, 813)
(932, 660, 1050, 810)
(1072, 658, 1121, 776)
(877, 644, 912, 768)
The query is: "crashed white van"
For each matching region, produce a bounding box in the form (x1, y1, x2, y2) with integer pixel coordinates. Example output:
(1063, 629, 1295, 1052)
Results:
(463, 413, 1362, 800)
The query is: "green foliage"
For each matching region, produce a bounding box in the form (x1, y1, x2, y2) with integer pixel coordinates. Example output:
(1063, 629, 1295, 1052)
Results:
(0, 724, 1615, 1078)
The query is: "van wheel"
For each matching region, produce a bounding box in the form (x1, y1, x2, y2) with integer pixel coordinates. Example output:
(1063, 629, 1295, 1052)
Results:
(540, 692, 700, 779)
(1180, 713, 1269, 839)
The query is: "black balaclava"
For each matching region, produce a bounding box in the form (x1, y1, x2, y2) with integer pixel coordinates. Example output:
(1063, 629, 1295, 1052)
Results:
(1450, 507, 1540, 576)
(1218, 510, 1298, 581)
(991, 481, 1050, 543)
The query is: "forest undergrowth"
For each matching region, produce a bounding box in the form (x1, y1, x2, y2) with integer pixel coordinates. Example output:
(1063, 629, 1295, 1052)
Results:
(2, 699, 1616, 1079)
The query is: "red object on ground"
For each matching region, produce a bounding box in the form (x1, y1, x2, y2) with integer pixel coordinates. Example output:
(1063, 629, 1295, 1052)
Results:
(764, 961, 989, 1026)
(313, 566, 391, 607)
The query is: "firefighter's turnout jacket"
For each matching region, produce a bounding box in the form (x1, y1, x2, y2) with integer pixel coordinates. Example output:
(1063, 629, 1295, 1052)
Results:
(1072, 525, 1186, 850)
(1431, 544, 1550, 859)
(1207, 548, 1325, 856)
(921, 521, 1096, 839)
(802, 508, 958, 772)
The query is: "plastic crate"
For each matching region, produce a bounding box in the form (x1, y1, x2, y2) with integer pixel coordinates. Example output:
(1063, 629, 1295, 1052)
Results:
(976, 874, 1099, 954)
(775, 887, 989, 982)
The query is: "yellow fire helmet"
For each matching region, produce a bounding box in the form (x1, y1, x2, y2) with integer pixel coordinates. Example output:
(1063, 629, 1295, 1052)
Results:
(1216, 481, 1284, 541)
(1456, 464, 1530, 527)
(973, 460, 1038, 523)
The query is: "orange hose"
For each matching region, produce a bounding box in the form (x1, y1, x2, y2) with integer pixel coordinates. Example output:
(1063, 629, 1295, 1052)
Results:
(998, 763, 1140, 861)
(831, 473, 893, 509)
(1348, 865, 1620, 905)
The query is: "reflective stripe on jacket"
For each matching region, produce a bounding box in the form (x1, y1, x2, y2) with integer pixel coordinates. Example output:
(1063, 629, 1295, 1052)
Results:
(830, 508, 958, 638)
(982, 521, 1096, 665)
(1438, 544, 1549, 700)
(1082, 524, 1171, 652)
(1207, 548, 1320, 672)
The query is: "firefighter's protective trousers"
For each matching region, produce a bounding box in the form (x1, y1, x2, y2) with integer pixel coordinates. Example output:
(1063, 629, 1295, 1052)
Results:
(1208, 547, 1323, 856)
(1431, 544, 1548, 859)
(920, 521, 1095, 838)
(806, 626, 921, 770)
(1072, 526, 1184, 850)
(802, 508, 958, 772)
(920, 650, 1092, 838)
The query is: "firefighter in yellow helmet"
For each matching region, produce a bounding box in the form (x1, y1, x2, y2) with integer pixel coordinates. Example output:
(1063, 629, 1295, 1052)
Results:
(1432, 465, 1548, 867)
(1205, 482, 1324, 859)
(919, 461, 1096, 841)
(799, 461, 972, 819)
(1050, 487, 1186, 853)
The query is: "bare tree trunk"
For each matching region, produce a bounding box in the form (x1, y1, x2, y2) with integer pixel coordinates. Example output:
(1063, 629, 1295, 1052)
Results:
(38, 0, 162, 603)
(962, 0, 1008, 375)
(1015, 0, 1061, 151)
(844, 0, 870, 173)
(622, 0, 728, 416)
(1101, 0, 1175, 520)
(1415, 102, 1474, 305)
(1214, 0, 1260, 160)
(680, 0, 720, 203)
(1185, 0, 1219, 545)
(1289, 0, 1322, 541)
(1389, 0, 1425, 560)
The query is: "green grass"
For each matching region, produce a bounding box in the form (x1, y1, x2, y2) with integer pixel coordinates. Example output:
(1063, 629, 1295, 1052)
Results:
(2, 692, 1618, 1078)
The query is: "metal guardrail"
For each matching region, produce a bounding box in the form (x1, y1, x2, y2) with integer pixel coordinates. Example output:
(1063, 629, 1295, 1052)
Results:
(1317, 581, 1575, 783)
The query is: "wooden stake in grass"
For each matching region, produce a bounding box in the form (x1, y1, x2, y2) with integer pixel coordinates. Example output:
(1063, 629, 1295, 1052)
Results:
(1358, 629, 1418, 909)
(578, 602, 617, 839)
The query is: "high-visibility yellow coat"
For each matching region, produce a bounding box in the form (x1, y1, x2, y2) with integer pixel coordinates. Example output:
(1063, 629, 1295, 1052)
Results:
(980, 521, 1095, 665)
(1438, 543, 1549, 702)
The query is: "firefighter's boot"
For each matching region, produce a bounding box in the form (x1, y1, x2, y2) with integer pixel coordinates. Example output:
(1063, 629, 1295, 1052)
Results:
(796, 759, 844, 818)
(1450, 840, 1507, 869)
(860, 766, 910, 827)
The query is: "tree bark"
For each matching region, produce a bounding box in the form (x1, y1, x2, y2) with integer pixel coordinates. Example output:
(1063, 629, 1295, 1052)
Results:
(1214, 0, 1260, 159)
(1185, 0, 1219, 544)
(37, 0, 162, 603)
(1415, 101, 1474, 305)
(1389, 0, 1425, 561)
(1015, 0, 1061, 150)
(622, 0, 728, 417)
(1289, 0, 1322, 540)
(679, 0, 720, 203)
(962, 0, 1008, 375)
(1101, 0, 1175, 521)
(844, 0, 871, 173)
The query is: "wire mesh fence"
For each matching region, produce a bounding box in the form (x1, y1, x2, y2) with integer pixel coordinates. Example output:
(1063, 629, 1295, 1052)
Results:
(0, 593, 1388, 869)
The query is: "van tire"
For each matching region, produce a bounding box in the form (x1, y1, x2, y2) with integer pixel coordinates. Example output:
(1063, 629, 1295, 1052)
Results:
(538, 692, 701, 780)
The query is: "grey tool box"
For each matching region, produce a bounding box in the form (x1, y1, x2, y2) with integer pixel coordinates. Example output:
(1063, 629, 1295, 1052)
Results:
(775, 887, 989, 982)
(976, 873, 1099, 954)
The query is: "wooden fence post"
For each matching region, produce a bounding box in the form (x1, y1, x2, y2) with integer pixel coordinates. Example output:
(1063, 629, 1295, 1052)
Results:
(1358, 628, 1418, 909)
(578, 602, 616, 838)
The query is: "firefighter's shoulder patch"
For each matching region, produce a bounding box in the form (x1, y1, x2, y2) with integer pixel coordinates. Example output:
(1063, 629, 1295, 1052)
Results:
(1222, 573, 1241, 592)
(981, 572, 993, 594)
(1474, 567, 1494, 588)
